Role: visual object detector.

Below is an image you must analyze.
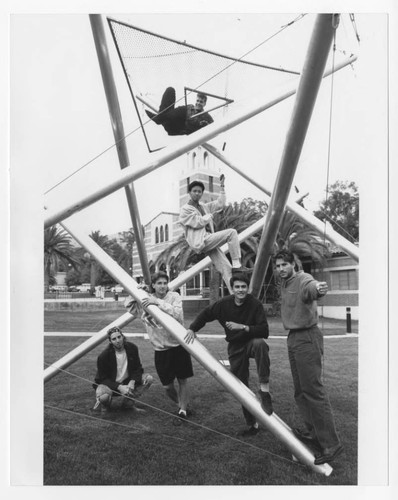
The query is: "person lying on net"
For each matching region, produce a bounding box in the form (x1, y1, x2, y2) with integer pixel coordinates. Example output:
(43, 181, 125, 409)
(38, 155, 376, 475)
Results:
(146, 87, 214, 136)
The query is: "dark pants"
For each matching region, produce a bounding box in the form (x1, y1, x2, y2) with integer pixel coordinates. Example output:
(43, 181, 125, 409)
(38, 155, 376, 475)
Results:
(158, 87, 187, 135)
(287, 326, 340, 449)
(228, 338, 270, 426)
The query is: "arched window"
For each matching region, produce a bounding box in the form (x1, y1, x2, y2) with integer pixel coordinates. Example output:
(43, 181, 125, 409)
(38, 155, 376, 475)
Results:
(160, 226, 164, 243)
(192, 152, 197, 169)
(155, 227, 159, 244)
(165, 224, 169, 241)
(204, 151, 209, 168)
(209, 175, 214, 192)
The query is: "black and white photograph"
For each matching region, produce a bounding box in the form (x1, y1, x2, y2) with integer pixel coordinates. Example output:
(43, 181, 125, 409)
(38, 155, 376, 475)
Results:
(3, 0, 397, 498)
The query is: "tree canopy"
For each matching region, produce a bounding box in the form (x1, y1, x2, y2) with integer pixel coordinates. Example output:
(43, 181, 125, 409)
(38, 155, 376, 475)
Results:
(313, 181, 359, 242)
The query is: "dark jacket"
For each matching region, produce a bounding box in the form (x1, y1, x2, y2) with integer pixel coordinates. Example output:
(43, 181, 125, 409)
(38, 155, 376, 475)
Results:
(93, 341, 144, 392)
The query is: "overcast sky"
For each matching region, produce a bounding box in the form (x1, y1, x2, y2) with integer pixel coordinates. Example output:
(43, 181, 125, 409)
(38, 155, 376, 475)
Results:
(10, 11, 388, 236)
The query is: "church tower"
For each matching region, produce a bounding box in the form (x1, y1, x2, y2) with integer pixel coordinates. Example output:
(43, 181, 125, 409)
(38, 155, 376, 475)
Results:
(179, 146, 222, 207)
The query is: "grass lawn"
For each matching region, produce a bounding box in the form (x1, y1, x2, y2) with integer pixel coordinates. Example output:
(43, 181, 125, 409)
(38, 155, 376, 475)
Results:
(44, 319, 358, 485)
(44, 308, 358, 336)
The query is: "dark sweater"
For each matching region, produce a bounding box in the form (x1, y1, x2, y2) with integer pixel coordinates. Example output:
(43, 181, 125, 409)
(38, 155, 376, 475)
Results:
(189, 294, 269, 344)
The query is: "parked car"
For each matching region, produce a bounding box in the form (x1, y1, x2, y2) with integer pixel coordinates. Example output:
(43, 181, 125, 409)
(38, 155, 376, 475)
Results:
(111, 284, 124, 293)
(75, 283, 92, 292)
(49, 285, 68, 292)
(68, 286, 79, 292)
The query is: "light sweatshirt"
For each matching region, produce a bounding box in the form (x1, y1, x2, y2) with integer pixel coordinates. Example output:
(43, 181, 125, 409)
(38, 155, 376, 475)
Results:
(179, 190, 226, 252)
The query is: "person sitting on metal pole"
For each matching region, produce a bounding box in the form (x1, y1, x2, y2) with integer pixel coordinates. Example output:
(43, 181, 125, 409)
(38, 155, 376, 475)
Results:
(124, 271, 194, 421)
(185, 273, 273, 436)
(179, 174, 251, 294)
(274, 250, 343, 465)
(146, 87, 213, 136)
(92, 326, 153, 412)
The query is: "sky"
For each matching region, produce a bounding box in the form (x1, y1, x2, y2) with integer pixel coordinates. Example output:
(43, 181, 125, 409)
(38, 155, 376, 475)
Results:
(10, 10, 389, 236)
(4, 0, 398, 493)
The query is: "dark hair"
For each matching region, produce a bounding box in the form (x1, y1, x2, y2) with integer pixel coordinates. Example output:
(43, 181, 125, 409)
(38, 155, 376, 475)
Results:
(151, 271, 169, 284)
(188, 180, 205, 192)
(107, 326, 123, 339)
(274, 250, 295, 264)
(197, 92, 207, 102)
(229, 273, 250, 287)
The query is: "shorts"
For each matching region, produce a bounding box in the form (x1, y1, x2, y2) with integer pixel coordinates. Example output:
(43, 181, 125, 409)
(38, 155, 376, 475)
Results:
(154, 345, 194, 385)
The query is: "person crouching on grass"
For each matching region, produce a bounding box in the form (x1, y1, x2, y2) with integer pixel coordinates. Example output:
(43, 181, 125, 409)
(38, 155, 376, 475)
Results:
(93, 326, 153, 412)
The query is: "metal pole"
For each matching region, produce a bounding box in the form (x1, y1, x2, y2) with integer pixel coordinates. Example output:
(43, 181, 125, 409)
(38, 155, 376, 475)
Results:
(44, 312, 134, 383)
(58, 216, 332, 475)
(250, 14, 340, 298)
(89, 14, 151, 285)
(203, 142, 359, 261)
(43, 52, 356, 229)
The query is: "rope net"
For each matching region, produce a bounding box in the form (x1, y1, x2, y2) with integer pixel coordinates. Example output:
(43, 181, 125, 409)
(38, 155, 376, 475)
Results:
(107, 18, 300, 152)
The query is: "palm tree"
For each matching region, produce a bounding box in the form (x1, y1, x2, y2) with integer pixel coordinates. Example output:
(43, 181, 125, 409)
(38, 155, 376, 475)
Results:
(120, 229, 135, 272)
(86, 231, 114, 293)
(274, 209, 329, 268)
(44, 226, 79, 291)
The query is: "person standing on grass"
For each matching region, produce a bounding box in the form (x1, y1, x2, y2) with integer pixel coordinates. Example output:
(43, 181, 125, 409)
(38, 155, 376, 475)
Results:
(179, 174, 252, 294)
(92, 326, 153, 412)
(125, 271, 194, 421)
(185, 273, 273, 437)
(274, 250, 343, 465)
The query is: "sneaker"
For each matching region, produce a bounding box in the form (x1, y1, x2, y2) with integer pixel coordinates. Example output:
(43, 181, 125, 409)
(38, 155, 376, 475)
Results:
(172, 409, 188, 427)
(145, 109, 162, 125)
(238, 425, 260, 437)
(259, 391, 273, 415)
(314, 444, 344, 465)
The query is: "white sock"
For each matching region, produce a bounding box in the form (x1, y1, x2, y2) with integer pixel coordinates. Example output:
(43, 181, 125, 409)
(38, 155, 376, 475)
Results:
(178, 409, 187, 416)
(232, 259, 241, 268)
(260, 384, 269, 392)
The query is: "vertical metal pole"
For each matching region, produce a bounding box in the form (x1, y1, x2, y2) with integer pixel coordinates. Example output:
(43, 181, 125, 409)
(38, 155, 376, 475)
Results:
(89, 14, 151, 285)
(250, 14, 340, 297)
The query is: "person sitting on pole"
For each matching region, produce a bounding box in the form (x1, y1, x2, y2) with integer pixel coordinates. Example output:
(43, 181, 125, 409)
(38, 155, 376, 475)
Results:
(179, 174, 251, 294)
(124, 271, 194, 421)
(92, 326, 153, 412)
(146, 87, 213, 136)
(185, 273, 273, 436)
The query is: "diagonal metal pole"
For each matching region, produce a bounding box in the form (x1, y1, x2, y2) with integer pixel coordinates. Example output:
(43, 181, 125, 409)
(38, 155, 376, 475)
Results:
(43, 52, 356, 229)
(203, 142, 359, 261)
(250, 14, 341, 297)
(44, 312, 134, 383)
(89, 14, 151, 285)
(56, 216, 333, 476)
